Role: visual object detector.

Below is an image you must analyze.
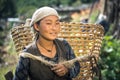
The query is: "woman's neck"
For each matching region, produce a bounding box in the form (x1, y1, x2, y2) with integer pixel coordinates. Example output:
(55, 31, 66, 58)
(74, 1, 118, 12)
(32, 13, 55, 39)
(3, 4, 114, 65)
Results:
(37, 37, 54, 48)
(37, 38, 53, 46)
(36, 37, 56, 58)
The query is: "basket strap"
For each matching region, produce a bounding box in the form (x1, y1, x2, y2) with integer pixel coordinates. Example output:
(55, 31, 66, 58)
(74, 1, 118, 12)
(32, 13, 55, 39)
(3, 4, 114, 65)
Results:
(90, 56, 102, 80)
(54, 39, 67, 62)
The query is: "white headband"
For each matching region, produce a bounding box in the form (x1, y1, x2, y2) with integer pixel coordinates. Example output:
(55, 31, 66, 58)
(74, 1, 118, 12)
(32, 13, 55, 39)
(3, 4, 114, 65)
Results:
(30, 6, 59, 26)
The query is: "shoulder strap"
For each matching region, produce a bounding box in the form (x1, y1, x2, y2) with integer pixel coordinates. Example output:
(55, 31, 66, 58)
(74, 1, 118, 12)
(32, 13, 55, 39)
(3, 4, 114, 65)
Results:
(55, 39, 66, 53)
(55, 39, 68, 60)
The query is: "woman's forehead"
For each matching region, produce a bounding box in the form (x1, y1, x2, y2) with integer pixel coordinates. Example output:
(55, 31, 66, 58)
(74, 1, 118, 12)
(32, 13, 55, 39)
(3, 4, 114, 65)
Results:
(41, 15, 59, 22)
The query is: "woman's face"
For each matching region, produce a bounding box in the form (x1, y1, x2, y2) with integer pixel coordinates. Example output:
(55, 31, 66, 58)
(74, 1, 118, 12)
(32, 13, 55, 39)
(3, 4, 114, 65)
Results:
(35, 15, 60, 41)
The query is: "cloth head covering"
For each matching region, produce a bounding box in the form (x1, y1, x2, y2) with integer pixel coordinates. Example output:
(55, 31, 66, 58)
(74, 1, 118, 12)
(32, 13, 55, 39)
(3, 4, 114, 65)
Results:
(30, 6, 59, 26)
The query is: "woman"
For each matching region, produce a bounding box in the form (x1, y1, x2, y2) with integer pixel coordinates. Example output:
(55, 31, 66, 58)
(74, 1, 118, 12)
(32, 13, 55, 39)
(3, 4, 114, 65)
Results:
(13, 6, 80, 80)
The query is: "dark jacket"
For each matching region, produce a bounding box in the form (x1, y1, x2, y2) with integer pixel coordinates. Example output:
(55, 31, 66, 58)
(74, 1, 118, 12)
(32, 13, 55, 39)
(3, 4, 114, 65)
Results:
(13, 39, 80, 80)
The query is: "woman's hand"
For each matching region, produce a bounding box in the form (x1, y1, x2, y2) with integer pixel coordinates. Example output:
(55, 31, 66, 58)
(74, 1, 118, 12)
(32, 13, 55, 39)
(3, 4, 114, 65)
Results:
(51, 64, 68, 76)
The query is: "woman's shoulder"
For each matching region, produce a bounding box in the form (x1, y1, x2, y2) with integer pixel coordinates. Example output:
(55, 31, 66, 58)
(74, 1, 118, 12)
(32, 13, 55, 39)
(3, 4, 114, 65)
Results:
(55, 38, 72, 51)
(56, 38, 69, 45)
(56, 38, 73, 51)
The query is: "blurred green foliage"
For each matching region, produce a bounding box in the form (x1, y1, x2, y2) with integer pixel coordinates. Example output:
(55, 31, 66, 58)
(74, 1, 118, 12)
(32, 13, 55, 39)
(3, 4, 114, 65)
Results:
(15, 0, 81, 18)
(100, 36, 120, 80)
(81, 0, 95, 3)
(0, 65, 16, 80)
(0, 0, 16, 18)
(0, 0, 96, 19)
(5, 0, 95, 19)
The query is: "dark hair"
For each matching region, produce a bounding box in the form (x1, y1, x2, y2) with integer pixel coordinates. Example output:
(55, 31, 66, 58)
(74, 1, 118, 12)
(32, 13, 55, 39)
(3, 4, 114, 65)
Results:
(33, 20, 41, 40)
(36, 20, 40, 25)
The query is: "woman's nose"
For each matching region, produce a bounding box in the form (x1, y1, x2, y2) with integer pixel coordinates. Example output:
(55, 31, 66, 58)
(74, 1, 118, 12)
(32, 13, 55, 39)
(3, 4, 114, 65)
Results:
(52, 24, 57, 30)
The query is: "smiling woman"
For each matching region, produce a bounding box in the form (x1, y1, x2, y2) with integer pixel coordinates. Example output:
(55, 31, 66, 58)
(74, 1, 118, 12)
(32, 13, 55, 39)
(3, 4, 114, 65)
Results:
(13, 6, 80, 80)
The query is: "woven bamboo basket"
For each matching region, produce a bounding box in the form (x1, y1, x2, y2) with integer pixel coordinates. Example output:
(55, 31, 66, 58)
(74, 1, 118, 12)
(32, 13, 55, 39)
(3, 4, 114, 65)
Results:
(11, 19, 34, 52)
(59, 22, 104, 80)
(11, 20, 104, 80)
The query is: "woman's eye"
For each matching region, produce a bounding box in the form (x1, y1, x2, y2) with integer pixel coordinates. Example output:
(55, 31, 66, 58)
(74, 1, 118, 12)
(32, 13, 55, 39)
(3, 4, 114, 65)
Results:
(56, 22, 60, 25)
(46, 23, 51, 25)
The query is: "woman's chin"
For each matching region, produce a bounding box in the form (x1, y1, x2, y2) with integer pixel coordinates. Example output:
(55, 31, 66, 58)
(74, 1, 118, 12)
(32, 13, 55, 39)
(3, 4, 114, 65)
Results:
(47, 37, 57, 41)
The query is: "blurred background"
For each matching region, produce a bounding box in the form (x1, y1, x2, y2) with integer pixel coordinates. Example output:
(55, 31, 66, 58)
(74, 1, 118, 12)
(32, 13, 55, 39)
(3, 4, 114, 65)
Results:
(0, 0, 120, 80)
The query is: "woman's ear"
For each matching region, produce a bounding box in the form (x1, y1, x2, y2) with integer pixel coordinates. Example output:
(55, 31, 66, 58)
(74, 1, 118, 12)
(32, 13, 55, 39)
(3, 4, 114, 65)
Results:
(33, 23, 39, 31)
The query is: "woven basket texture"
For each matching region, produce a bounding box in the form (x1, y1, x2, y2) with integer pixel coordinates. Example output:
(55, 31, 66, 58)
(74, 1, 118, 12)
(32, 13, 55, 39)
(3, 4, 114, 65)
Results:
(59, 22, 104, 80)
(11, 24, 34, 52)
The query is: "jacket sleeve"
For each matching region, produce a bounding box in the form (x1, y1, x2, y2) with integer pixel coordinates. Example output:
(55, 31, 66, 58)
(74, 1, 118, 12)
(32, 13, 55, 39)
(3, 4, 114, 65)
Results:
(13, 57, 29, 80)
(62, 40, 80, 78)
